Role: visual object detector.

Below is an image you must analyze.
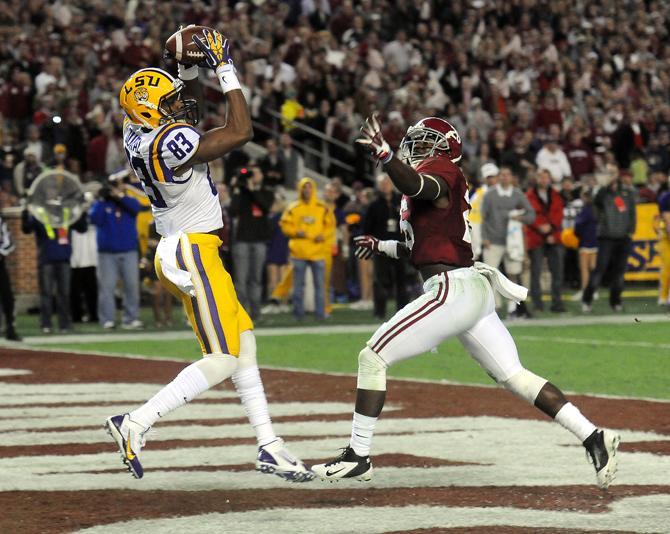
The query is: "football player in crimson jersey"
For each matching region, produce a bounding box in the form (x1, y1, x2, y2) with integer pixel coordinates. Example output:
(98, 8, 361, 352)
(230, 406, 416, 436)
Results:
(311, 115, 620, 489)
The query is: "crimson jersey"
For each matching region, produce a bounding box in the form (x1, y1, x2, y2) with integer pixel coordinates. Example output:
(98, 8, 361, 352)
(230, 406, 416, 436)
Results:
(399, 156, 474, 267)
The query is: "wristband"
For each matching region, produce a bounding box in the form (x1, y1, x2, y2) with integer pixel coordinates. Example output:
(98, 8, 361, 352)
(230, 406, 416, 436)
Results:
(215, 63, 241, 93)
(381, 149, 394, 164)
(178, 63, 199, 81)
(378, 240, 399, 259)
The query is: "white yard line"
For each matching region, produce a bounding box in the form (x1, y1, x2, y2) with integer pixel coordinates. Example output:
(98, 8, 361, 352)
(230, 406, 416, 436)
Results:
(11, 313, 670, 346)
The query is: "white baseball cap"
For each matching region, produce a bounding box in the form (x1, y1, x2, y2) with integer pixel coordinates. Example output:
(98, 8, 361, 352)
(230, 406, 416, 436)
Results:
(481, 163, 500, 178)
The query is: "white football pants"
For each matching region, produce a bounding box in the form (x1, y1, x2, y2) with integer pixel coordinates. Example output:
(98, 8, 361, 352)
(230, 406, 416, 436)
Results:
(368, 267, 522, 383)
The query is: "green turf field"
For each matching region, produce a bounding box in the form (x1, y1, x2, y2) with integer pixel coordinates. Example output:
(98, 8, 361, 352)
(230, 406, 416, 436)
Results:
(39, 319, 670, 400)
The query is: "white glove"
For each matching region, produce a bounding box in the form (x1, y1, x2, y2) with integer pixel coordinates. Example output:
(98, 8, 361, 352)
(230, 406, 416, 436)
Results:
(356, 114, 394, 164)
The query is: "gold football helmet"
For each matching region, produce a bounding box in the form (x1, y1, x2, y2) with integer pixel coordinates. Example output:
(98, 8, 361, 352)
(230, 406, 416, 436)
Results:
(119, 68, 198, 129)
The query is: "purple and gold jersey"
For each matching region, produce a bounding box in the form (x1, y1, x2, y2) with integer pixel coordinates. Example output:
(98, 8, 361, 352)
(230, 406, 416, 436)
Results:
(123, 119, 222, 237)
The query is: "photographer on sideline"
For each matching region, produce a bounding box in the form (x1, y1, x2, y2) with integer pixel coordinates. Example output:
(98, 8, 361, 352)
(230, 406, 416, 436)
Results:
(90, 170, 147, 330)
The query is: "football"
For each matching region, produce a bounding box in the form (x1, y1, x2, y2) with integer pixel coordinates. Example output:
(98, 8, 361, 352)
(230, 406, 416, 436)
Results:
(164, 25, 213, 65)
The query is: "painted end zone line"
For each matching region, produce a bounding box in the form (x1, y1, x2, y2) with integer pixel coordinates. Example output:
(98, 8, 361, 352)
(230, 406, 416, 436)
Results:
(10, 313, 670, 346)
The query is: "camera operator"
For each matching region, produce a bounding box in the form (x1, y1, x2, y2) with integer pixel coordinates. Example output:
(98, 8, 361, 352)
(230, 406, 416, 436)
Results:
(90, 170, 147, 329)
(229, 165, 274, 320)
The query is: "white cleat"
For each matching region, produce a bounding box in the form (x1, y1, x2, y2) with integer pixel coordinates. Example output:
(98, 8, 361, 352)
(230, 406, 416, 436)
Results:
(312, 446, 373, 482)
(584, 428, 621, 490)
(256, 438, 315, 483)
(104, 414, 149, 479)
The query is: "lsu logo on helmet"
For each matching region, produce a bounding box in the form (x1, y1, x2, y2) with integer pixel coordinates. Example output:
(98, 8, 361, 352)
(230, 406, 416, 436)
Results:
(119, 68, 199, 129)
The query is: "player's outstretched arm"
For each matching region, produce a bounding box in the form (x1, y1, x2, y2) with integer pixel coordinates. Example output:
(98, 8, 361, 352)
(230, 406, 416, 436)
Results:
(356, 115, 448, 202)
(353, 235, 410, 260)
(176, 29, 252, 173)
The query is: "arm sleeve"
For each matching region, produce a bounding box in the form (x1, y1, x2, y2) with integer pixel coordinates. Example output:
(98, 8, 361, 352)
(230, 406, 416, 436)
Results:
(149, 124, 201, 183)
(251, 189, 275, 213)
(561, 153, 572, 178)
(89, 201, 105, 225)
(279, 207, 297, 238)
(480, 193, 490, 241)
(118, 196, 142, 215)
(551, 194, 564, 229)
(518, 193, 537, 224)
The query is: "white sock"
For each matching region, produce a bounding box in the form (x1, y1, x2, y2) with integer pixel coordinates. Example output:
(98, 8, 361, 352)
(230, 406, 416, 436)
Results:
(129, 362, 212, 429)
(350, 412, 377, 456)
(554, 402, 597, 442)
(232, 365, 276, 446)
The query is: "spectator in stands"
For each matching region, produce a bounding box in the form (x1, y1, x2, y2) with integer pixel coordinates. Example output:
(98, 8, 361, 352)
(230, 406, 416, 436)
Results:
(86, 123, 125, 181)
(280, 86, 305, 131)
(581, 172, 637, 313)
(564, 130, 595, 181)
(481, 166, 535, 318)
(21, 203, 87, 334)
(535, 127, 572, 185)
(573, 189, 599, 303)
(645, 135, 670, 174)
(525, 169, 565, 313)
(279, 133, 303, 190)
(34, 57, 67, 96)
(0, 68, 32, 131)
(638, 171, 668, 204)
(363, 173, 407, 320)
(469, 163, 499, 261)
(0, 211, 20, 340)
(329, 177, 351, 211)
(533, 94, 563, 132)
(280, 178, 334, 321)
(611, 110, 649, 170)
(382, 30, 412, 74)
(21, 125, 48, 165)
(89, 175, 144, 330)
(259, 138, 285, 189)
(500, 131, 535, 186)
(230, 165, 274, 321)
(13, 147, 44, 197)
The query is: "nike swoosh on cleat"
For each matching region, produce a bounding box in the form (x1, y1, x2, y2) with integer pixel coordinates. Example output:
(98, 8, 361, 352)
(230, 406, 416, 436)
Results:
(325, 467, 346, 477)
(125, 436, 136, 460)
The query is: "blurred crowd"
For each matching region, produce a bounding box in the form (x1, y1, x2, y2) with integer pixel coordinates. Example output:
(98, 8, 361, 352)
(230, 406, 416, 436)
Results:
(1, 0, 670, 334)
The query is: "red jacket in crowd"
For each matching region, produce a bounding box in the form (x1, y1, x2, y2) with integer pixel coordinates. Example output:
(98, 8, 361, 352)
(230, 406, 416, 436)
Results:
(525, 187, 564, 250)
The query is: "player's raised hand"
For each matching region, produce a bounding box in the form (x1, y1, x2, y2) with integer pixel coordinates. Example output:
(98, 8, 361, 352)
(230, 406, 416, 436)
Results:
(353, 235, 380, 260)
(192, 28, 232, 71)
(356, 114, 393, 164)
